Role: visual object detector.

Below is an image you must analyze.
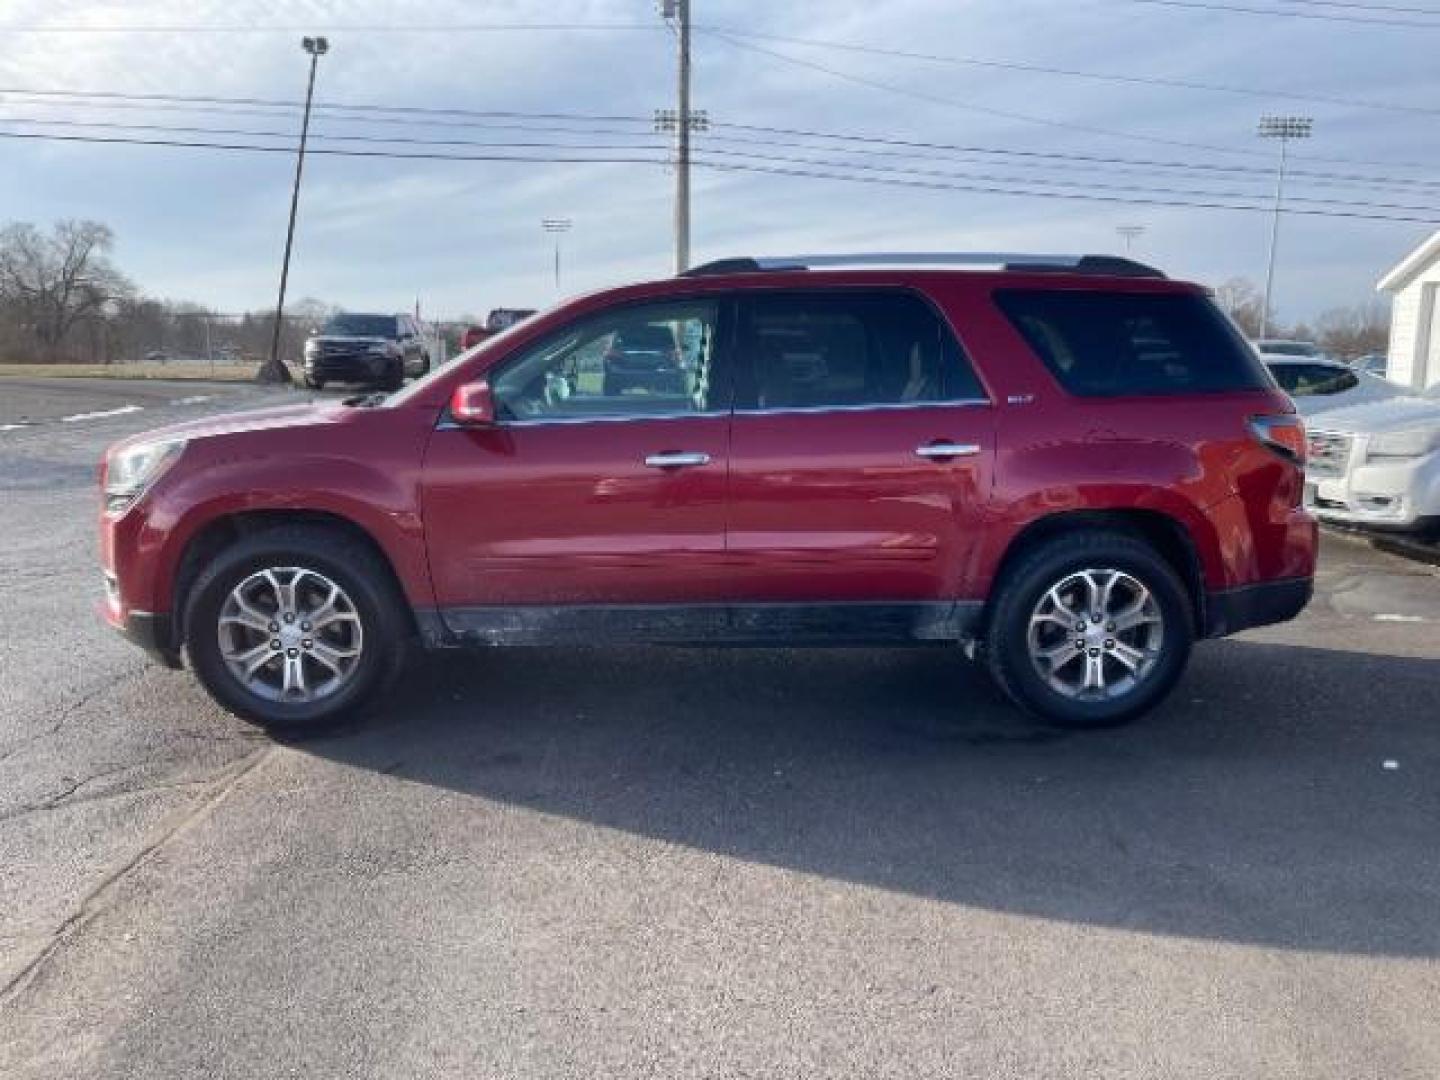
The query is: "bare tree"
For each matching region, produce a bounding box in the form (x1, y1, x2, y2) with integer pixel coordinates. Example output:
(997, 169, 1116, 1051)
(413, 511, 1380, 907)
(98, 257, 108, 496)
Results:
(1315, 300, 1390, 360)
(1212, 277, 1268, 339)
(0, 220, 132, 360)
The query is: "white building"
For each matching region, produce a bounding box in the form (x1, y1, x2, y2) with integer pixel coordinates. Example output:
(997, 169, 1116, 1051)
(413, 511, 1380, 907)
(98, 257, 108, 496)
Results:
(1377, 228, 1440, 391)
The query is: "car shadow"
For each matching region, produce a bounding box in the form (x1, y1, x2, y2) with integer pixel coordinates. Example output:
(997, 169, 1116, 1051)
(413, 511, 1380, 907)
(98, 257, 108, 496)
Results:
(299, 639, 1440, 958)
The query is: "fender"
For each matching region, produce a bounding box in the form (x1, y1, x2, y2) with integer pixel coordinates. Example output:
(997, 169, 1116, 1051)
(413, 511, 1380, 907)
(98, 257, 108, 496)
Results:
(131, 449, 432, 615)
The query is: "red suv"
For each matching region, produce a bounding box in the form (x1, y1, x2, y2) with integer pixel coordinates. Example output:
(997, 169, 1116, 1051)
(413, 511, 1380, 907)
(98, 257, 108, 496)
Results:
(99, 253, 1316, 731)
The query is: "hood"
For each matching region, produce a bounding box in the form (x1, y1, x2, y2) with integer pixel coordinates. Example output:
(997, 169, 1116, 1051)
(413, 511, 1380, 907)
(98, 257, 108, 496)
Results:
(109, 399, 348, 451)
(308, 335, 395, 346)
(1307, 394, 1440, 434)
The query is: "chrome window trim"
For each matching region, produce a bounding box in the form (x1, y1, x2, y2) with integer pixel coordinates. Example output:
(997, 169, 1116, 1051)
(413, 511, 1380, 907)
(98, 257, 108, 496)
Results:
(435, 398, 991, 431)
(437, 409, 729, 431)
(732, 398, 991, 417)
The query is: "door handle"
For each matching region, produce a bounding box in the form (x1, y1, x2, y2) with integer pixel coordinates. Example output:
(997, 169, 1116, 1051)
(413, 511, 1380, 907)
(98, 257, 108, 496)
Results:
(645, 451, 711, 468)
(915, 442, 981, 460)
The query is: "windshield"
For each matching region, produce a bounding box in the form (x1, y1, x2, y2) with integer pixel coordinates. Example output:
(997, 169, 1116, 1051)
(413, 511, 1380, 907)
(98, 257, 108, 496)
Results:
(1256, 341, 1319, 357)
(322, 313, 397, 338)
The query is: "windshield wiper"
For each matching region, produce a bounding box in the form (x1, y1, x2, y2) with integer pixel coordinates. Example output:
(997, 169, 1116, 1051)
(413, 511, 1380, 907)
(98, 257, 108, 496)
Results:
(341, 391, 389, 408)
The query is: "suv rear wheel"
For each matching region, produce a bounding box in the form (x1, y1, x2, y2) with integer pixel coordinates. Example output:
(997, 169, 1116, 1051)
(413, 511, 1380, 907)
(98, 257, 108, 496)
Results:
(185, 525, 408, 729)
(985, 530, 1193, 727)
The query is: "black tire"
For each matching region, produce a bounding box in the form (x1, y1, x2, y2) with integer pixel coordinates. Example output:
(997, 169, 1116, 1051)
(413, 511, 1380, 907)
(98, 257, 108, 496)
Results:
(603, 373, 628, 396)
(382, 360, 404, 391)
(184, 524, 410, 730)
(984, 530, 1194, 728)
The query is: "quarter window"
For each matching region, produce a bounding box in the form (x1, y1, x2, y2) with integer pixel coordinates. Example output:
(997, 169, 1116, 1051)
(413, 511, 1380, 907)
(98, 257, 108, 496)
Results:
(736, 292, 983, 411)
(996, 289, 1272, 396)
(491, 299, 720, 420)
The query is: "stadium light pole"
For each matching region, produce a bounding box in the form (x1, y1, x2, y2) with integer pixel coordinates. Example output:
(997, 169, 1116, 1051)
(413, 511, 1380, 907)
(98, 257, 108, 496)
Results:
(542, 218, 572, 294)
(259, 35, 328, 385)
(1257, 115, 1312, 340)
(1116, 225, 1146, 253)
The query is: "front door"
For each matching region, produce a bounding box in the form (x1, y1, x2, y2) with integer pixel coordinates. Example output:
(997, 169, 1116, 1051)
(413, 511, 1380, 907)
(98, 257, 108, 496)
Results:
(724, 289, 994, 633)
(421, 297, 733, 632)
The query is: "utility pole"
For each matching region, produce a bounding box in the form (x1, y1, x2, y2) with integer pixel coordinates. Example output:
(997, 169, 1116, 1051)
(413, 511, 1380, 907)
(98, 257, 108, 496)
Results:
(1116, 225, 1146, 253)
(1257, 115, 1312, 340)
(259, 35, 328, 385)
(656, 0, 706, 274)
(542, 218, 572, 294)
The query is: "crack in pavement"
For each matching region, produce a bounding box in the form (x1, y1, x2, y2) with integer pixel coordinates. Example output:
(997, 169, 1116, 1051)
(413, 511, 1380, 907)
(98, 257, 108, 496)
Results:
(0, 745, 275, 1007)
(0, 665, 151, 764)
(0, 755, 258, 824)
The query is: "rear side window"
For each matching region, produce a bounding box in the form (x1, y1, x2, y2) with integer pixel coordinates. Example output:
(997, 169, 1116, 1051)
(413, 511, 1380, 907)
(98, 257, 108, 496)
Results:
(736, 291, 984, 410)
(1268, 363, 1358, 396)
(995, 290, 1272, 397)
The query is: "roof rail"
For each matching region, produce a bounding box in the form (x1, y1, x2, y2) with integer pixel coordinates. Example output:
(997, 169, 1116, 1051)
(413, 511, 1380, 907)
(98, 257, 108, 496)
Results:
(680, 252, 1166, 279)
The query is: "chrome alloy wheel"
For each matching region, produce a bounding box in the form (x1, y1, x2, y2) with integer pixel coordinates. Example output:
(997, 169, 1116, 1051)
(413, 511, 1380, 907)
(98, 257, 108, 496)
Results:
(1025, 568, 1165, 701)
(217, 567, 363, 704)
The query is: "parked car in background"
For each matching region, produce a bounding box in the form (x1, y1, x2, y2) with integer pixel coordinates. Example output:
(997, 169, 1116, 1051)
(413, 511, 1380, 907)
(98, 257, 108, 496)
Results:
(1264, 357, 1404, 417)
(302, 312, 430, 390)
(99, 252, 1316, 732)
(460, 308, 537, 351)
(601, 319, 690, 396)
(1255, 339, 1324, 359)
(1304, 382, 1440, 531)
(1355, 354, 1388, 378)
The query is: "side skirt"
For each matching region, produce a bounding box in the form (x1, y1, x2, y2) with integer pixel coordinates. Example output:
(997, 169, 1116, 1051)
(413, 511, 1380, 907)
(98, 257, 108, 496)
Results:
(416, 602, 984, 649)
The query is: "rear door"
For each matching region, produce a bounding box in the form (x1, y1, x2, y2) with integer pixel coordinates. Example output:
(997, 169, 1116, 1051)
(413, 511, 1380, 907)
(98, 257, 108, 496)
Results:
(725, 289, 994, 616)
(421, 296, 734, 618)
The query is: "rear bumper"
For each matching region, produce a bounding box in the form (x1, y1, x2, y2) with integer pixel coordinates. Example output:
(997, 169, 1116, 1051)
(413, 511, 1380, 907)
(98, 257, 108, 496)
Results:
(1203, 577, 1313, 638)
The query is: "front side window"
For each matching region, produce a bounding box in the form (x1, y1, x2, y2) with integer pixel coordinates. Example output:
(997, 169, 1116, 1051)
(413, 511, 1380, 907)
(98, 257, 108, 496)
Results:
(491, 299, 720, 421)
(996, 290, 1273, 397)
(736, 291, 983, 411)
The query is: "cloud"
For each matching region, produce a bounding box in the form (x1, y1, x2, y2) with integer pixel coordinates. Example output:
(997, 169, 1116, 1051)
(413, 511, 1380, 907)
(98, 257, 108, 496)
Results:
(0, 0, 1435, 318)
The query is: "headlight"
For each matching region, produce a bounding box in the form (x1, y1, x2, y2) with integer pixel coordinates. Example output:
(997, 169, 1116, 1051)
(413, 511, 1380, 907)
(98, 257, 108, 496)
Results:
(304, 340, 320, 355)
(104, 438, 186, 513)
(1369, 427, 1440, 460)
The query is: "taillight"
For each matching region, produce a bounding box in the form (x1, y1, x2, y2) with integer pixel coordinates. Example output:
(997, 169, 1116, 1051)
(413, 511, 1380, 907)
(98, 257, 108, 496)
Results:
(1248, 414, 1307, 465)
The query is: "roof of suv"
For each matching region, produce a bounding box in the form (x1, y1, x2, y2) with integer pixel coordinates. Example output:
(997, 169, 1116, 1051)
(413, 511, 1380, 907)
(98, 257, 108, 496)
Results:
(680, 252, 1167, 279)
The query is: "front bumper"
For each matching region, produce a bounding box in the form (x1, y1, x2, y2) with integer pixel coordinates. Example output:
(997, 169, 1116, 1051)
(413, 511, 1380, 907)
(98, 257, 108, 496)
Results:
(304, 351, 392, 382)
(102, 596, 182, 668)
(1307, 447, 1440, 531)
(1203, 577, 1314, 638)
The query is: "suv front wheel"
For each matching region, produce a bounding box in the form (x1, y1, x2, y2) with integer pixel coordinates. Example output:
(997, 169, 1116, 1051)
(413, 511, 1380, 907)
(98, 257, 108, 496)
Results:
(985, 530, 1194, 727)
(185, 525, 408, 729)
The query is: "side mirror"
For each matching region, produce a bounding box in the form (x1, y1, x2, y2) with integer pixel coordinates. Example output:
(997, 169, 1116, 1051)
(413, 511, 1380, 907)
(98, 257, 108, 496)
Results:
(450, 380, 496, 425)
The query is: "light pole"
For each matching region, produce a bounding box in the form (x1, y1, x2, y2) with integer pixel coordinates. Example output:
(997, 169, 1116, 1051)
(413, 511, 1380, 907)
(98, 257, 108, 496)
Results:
(259, 35, 328, 385)
(542, 218, 572, 294)
(1257, 115, 1312, 340)
(657, 0, 707, 274)
(1116, 225, 1146, 253)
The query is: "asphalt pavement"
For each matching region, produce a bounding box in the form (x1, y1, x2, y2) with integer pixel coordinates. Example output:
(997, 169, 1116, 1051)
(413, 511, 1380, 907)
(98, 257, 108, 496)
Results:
(1, 377, 1438, 1078)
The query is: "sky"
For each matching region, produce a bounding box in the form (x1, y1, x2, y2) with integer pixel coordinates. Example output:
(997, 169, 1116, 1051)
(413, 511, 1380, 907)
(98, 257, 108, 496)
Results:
(1, 0, 1437, 326)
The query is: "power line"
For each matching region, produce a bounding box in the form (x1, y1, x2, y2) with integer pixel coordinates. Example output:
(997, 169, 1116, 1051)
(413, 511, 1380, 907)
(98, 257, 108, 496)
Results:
(696, 25, 1439, 118)
(6, 83, 1434, 179)
(8, 113, 1435, 204)
(1, 126, 1434, 224)
(1124, 0, 1440, 28)
(0, 86, 651, 125)
(0, 21, 663, 34)
(703, 30, 1440, 172)
(701, 28, 1266, 160)
(710, 119, 1440, 187)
